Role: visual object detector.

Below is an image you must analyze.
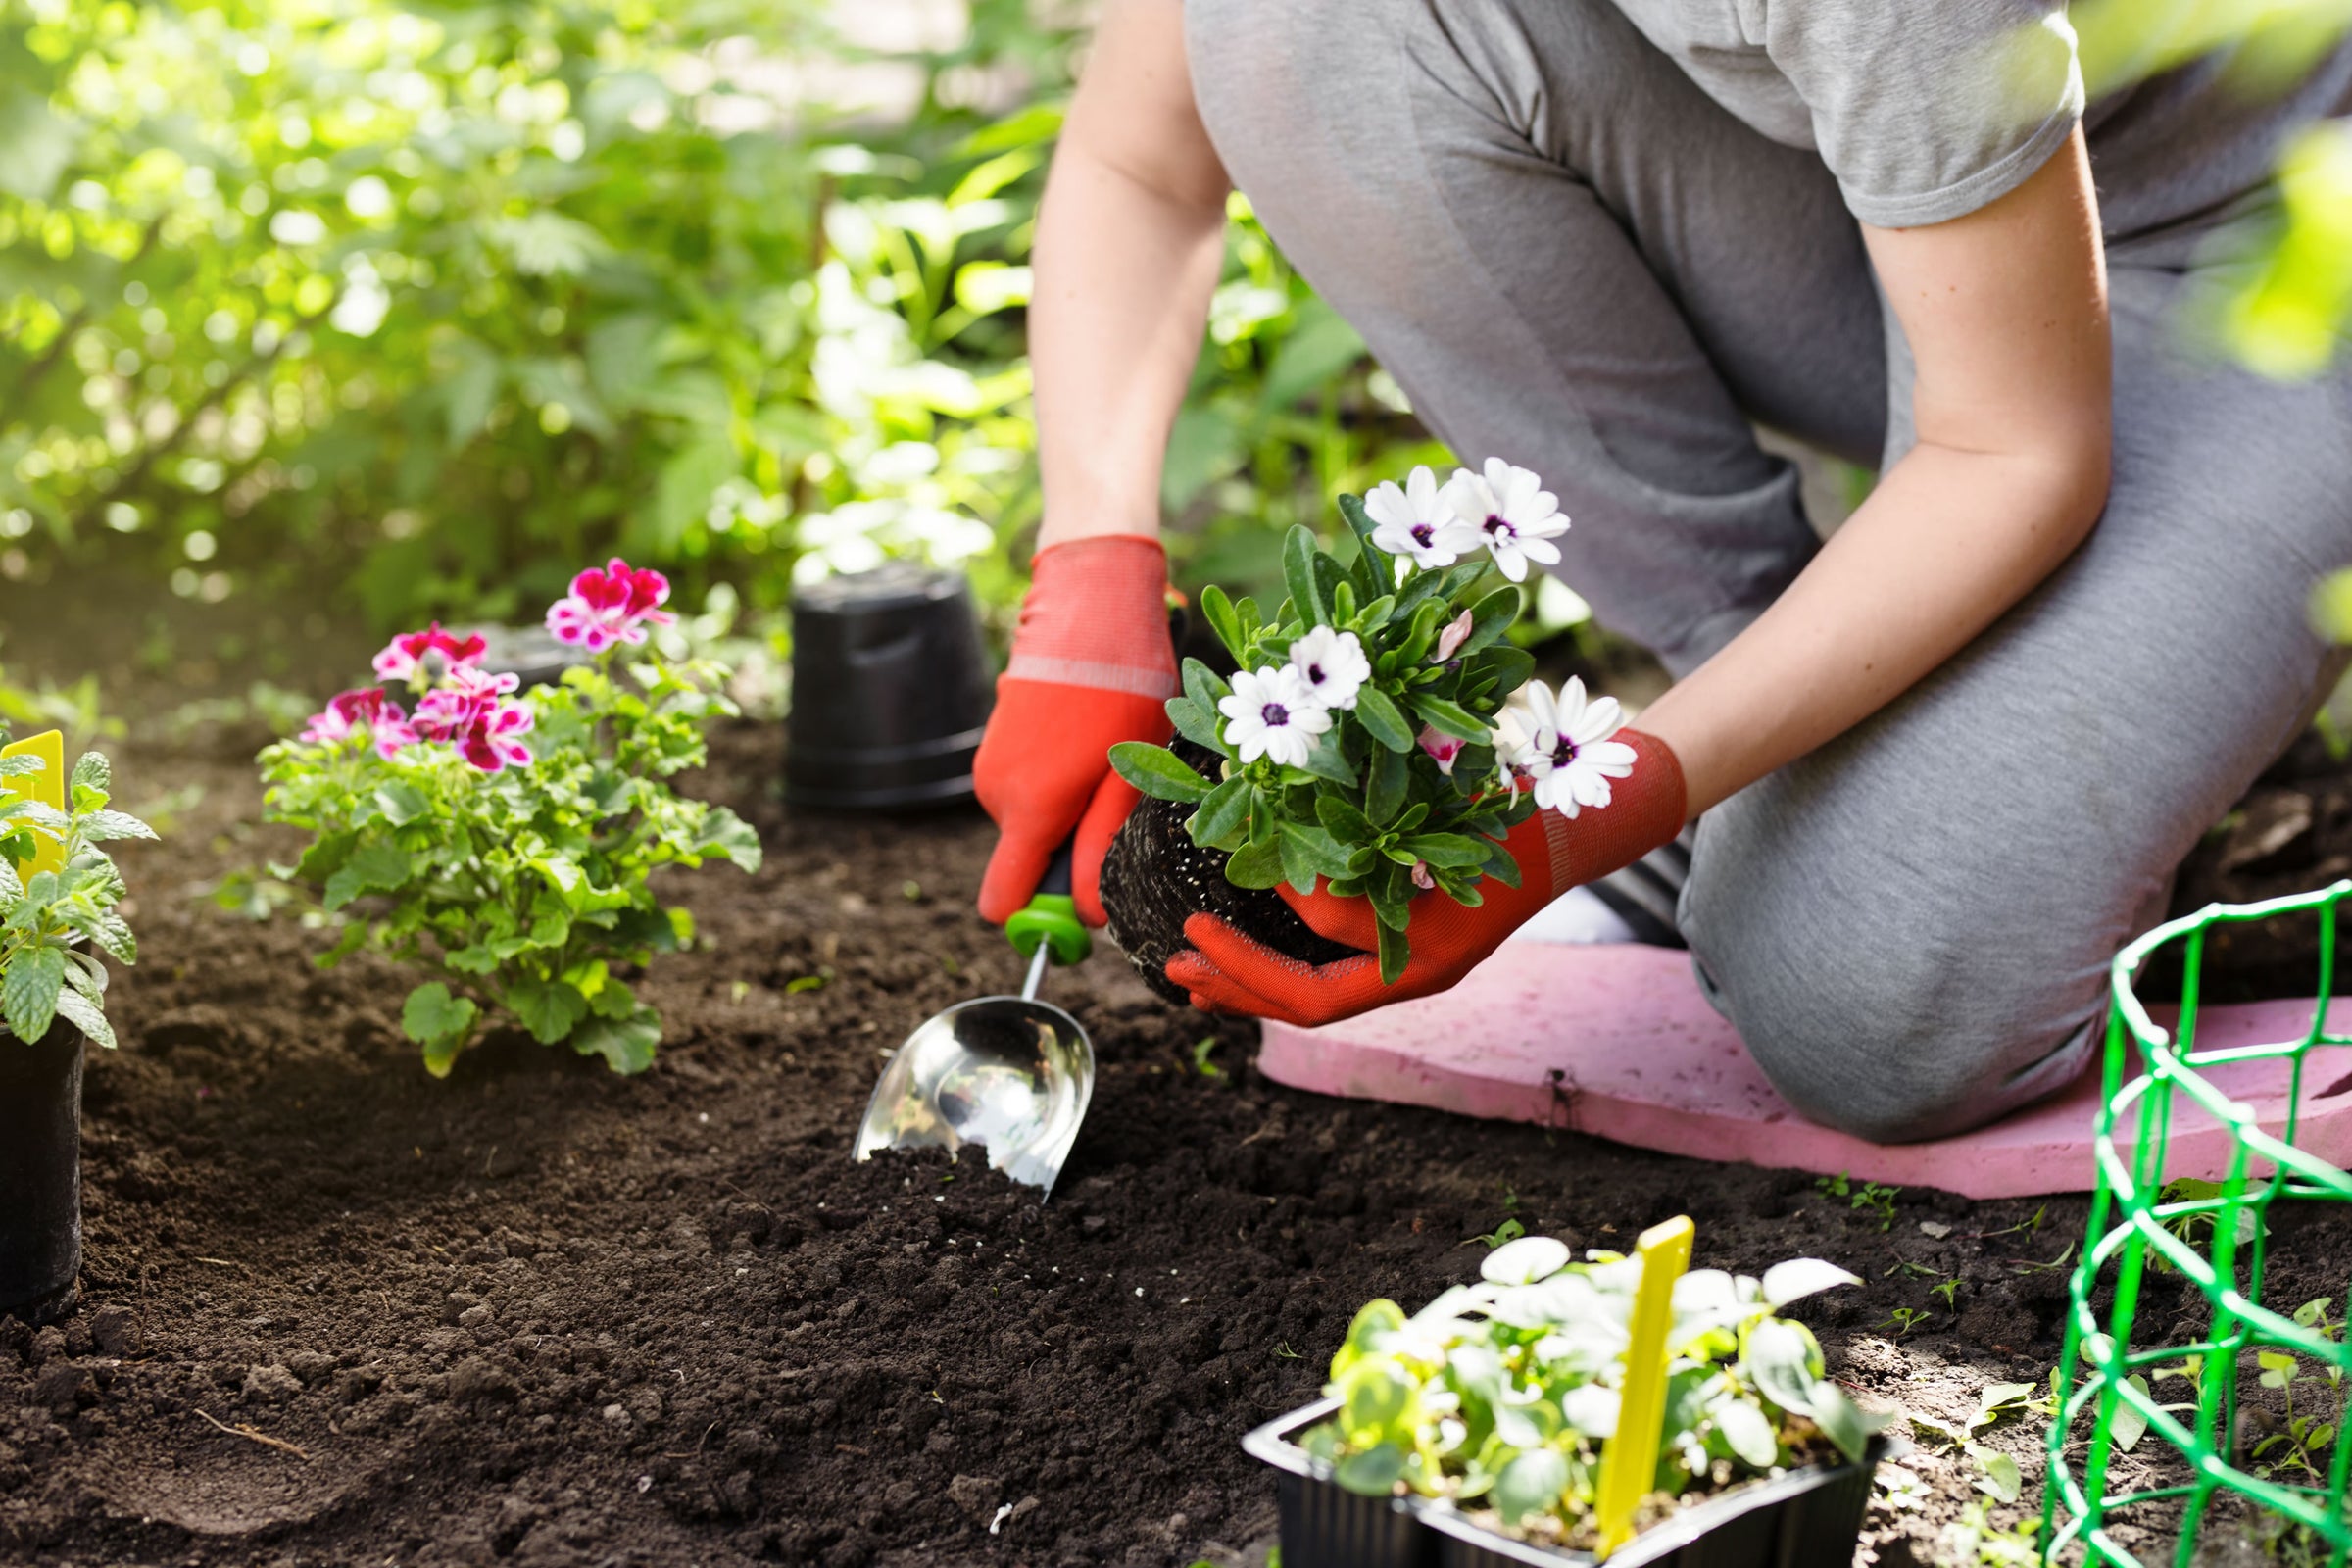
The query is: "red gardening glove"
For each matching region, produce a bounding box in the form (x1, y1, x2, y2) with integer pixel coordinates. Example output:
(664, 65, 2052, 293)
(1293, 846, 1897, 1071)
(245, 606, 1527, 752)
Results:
(1164, 730, 1688, 1026)
(973, 534, 1179, 927)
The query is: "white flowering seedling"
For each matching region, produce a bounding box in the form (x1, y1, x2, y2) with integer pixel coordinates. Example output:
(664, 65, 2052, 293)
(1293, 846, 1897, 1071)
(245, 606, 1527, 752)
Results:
(0, 748, 155, 1051)
(1301, 1238, 1886, 1546)
(1108, 461, 1603, 983)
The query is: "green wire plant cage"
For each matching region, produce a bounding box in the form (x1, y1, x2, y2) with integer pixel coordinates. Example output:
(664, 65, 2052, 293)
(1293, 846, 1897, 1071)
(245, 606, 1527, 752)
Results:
(2046, 883, 2352, 1566)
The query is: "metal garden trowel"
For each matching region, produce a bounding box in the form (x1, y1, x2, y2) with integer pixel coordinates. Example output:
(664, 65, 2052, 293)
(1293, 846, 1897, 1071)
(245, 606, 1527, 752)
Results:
(853, 841, 1096, 1198)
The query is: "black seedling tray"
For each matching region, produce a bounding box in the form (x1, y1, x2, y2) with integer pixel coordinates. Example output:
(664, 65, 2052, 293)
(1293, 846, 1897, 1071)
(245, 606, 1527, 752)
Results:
(1243, 1397, 1878, 1568)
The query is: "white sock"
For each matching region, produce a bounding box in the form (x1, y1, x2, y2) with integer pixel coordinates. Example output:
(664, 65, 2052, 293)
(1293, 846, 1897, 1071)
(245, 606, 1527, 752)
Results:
(1509, 884, 1640, 946)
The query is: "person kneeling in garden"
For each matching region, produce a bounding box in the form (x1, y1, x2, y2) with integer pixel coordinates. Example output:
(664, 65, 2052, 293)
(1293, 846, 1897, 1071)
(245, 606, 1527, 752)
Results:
(969, 0, 2352, 1144)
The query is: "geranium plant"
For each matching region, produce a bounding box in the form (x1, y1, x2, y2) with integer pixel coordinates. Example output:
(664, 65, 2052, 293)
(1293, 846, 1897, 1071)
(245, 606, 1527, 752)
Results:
(259, 559, 762, 1077)
(1108, 460, 1633, 981)
(0, 745, 153, 1050)
(1302, 1235, 1887, 1547)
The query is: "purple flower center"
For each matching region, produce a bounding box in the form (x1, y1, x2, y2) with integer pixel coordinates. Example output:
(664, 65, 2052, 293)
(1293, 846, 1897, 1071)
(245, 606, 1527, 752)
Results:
(1261, 702, 1291, 728)
(1549, 735, 1580, 768)
(1410, 523, 1435, 547)
(1305, 663, 1325, 683)
(1484, 514, 1515, 541)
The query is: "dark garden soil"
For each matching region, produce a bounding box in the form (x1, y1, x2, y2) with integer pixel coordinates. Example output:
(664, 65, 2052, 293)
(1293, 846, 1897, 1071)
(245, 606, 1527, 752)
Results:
(5, 710, 2352, 1568)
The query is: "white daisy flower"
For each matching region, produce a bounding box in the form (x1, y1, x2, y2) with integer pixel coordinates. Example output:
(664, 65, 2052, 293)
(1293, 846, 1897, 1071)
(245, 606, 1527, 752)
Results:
(1365, 466, 1481, 569)
(1504, 677, 1637, 818)
(1492, 704, 1538, 802)
(1446, 458, 1568, 583)
(1218, 665, 1334, 769)
(1287, 625, 1370, 711)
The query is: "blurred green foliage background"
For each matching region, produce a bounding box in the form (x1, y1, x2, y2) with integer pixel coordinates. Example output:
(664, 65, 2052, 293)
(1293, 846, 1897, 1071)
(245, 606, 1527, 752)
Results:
(0, 0, 1471, 656)
(0, 0, 2345, 673)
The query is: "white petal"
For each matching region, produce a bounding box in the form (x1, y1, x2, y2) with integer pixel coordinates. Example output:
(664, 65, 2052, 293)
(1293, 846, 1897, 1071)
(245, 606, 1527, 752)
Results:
(1569, 692, 1624, 746)
(1405, 465, 1439, 513)
(1552, 676, 1589, 733)
(1519, 680, 1557, 737)
(1363, 480, 1412, 532)
(1491, 545, 1530, 582)
(1517, 535, 1562, 566)
(1584, 738, 1638, 778)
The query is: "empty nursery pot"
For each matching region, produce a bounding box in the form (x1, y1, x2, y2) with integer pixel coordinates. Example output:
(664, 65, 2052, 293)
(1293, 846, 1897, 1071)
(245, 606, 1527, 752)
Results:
(471, 624, 577, 690)
(1245, 1397, 1880, 1568)
(785, 563, 994, 810)
(1, 1022, 86, 1326)
(1100, 741, 1357, 1004)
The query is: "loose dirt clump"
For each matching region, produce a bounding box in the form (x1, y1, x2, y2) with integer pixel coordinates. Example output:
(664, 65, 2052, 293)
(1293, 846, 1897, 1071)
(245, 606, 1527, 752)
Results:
(2, 718, 2348, 1566)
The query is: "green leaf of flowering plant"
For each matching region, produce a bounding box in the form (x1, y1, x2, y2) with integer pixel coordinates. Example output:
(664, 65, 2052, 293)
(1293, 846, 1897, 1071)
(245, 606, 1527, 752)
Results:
(1283, 524, 1329, 628)
(1199, 583, 1248, 665)
(1166, 696, 1225, 755)
(1187, 777, 1254, 850)
(1108, 742, 1212, 804)
(1352, 686, 1414, 753)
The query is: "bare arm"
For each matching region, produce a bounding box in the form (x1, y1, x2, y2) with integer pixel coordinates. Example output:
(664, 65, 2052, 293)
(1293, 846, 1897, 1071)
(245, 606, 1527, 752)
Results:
(1638, 129, 2113, 813)
(1032, 0, 1231, 547)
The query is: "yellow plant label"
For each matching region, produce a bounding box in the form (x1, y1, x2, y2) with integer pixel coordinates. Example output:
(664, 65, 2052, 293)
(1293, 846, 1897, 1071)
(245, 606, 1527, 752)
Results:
(1, 729, 66, 878)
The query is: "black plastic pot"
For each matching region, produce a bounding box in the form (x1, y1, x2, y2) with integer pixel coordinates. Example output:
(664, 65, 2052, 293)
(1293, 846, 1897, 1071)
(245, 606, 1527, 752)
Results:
(0, 1022, 86, 1325)
(472, 624, 576, 690)
(1244, 1398, 1877, 1568)
(785, 563, 994, 810)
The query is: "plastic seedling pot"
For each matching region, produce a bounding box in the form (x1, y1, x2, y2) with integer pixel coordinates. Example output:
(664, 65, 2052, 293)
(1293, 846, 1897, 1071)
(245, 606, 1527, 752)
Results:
(1243, 1398, 1879, 1568)
(0, 1020, 86, 1325)
(471, 624, 576, 690)
(785, 563, 993, 811)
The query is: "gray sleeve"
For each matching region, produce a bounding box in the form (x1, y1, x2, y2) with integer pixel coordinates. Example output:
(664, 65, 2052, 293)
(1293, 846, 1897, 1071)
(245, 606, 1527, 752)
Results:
(1759, 0, 2086, 227)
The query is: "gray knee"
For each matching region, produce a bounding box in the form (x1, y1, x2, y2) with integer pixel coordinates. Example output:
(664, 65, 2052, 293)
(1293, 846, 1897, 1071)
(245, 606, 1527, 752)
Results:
(1684, 806, 2103, 1146)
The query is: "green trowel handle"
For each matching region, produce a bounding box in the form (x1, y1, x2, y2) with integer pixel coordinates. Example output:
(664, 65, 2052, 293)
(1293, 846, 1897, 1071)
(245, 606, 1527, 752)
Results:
(1006, 839, 1092, 967)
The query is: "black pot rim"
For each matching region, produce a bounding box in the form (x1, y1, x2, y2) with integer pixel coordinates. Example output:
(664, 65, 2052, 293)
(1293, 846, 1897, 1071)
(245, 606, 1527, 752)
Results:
(781, 773, 977, 810)
(1244, 1396, 1886, 1567)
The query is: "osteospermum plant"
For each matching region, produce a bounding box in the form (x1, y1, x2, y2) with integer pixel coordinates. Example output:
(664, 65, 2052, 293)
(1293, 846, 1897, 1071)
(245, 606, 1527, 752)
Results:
(1108, 461, 1637, 981)
(1305, 1235, 1886, 1546)
(260, 559, 761, 1077)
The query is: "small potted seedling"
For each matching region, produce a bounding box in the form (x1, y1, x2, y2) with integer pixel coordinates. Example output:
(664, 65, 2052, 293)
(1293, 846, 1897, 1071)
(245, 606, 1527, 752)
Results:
(1246, 1223, 1889, 1566)
(1101, 461, 1636, 1000)
(0, 731, 154, 1325)
(259, 559, 762, 1077)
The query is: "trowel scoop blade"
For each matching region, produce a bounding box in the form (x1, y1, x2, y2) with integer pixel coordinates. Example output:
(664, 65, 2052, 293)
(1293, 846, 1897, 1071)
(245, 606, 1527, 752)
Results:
(852, 996, 1095, 1198)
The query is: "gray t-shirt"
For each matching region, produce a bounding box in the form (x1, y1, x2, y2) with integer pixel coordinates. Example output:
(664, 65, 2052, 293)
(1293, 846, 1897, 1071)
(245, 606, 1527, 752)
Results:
(1606, 0, 2352, 237)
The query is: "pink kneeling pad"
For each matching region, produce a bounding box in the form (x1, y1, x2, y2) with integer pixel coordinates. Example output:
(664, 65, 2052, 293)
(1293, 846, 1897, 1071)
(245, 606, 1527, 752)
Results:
(1253, 942, 2352, 1199)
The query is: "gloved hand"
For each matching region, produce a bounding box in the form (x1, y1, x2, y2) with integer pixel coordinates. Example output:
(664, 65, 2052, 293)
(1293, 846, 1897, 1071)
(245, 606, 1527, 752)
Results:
(974, 534, 1179, 927)
(1164, 730, 1688, 1026)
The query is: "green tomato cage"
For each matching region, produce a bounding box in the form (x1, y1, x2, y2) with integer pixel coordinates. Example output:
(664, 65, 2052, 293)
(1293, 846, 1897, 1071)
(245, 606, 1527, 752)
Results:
(2045, 884, 2352, 1565)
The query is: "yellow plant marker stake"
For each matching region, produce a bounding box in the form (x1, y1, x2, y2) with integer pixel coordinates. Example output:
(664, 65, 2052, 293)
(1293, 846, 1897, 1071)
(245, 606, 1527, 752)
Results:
(0, 729, 65, 878)
(1593, 1214, 1695, 1560)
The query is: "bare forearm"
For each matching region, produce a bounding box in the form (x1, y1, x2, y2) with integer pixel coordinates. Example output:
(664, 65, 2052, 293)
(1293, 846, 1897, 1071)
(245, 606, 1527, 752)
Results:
(1031, 0, 1229, 549)
(1032, 148, 1226, 545)
(1641, 441, 2107, 813)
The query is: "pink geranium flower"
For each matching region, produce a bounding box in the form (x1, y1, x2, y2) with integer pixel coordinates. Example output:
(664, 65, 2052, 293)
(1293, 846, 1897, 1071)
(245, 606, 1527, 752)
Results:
(545, 557, 676, 652)
(301, 687, 418, 759)
(413, 684, 534, 772)
(373, 622, 488, 684)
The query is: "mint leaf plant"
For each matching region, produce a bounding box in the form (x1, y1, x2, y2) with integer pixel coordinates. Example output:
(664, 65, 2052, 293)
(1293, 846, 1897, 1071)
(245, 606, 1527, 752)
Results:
(0, 746, 156, 1052)
(1301, 1237, 1887, 1547)
(259, 560, 762, 1078)
(1108, 460, 1632, 983)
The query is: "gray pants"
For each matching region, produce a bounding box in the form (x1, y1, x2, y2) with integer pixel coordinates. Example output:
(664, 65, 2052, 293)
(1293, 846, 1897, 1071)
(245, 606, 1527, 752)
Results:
(1185, 0, 2352, 1142)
